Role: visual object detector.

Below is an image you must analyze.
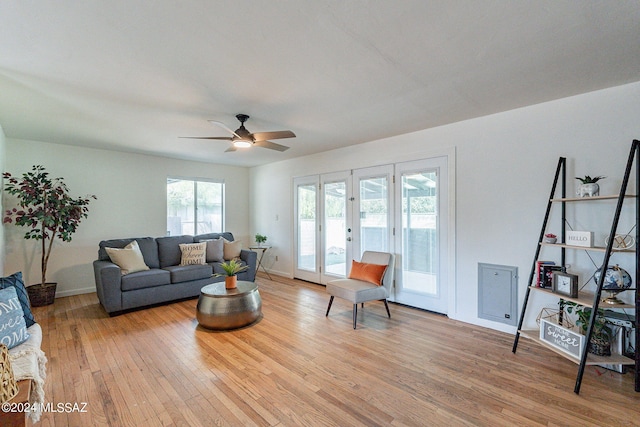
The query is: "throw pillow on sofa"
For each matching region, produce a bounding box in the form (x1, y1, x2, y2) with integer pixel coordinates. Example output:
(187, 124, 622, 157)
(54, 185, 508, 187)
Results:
(0, 272, 36, 328)
(201, 238, 224, 263)
(179, 242, 207, 265)
(0, 287, 30, 349)
(222, 238, 242, 260)
(105, 240, 150, 275)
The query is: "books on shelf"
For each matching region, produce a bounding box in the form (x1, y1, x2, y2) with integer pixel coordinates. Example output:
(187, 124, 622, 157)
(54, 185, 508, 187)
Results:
(535, 261, 561, 288)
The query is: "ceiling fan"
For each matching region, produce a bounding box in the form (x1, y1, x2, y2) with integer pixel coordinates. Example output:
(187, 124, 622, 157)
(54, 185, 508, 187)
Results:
(182, 114, 296, 152)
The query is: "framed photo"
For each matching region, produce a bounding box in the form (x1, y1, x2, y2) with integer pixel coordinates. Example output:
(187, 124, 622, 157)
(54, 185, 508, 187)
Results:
(541, 265, 562, 288)
(552, 272, 579, 298)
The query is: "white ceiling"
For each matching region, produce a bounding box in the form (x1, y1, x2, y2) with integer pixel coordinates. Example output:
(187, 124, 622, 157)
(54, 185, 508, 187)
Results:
(1, 1, 639, 167)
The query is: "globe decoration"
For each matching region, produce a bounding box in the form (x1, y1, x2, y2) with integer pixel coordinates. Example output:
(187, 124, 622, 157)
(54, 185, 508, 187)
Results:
(594, 264, 632, 304)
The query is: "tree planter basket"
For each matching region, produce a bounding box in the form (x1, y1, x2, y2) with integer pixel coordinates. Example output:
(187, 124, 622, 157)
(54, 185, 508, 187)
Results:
(27, 283, 56, 307)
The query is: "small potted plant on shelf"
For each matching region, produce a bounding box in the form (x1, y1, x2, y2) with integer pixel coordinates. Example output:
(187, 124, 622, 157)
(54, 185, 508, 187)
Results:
(3, 165, 96, 306)
(544, 233, 557, 244)
(255, 233, 267, 247)
(564, 302, 613, 356)
(217, 259, 249, 289)
(575, 175, 605, 197)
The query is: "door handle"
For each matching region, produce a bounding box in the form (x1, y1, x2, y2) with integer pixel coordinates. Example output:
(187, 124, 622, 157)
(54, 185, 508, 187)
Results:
(347, 237, 352, 241)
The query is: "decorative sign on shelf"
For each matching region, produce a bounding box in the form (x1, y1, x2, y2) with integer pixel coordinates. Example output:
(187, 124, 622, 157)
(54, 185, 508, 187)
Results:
(539, 318, 585, 358)
(566, 230, 593, 247)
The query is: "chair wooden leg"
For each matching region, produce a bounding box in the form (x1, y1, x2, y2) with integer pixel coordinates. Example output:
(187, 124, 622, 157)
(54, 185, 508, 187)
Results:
(353, 304, 357, 329)
(383, 299, 391, 318)
(326, 296, 334, 316)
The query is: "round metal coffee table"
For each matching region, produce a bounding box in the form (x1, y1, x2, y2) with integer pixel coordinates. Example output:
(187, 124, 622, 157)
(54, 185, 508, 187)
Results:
(196, 281, 262, 330)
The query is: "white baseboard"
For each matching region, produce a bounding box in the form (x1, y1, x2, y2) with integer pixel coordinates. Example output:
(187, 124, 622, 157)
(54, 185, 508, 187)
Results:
(55, 286, 96, 298)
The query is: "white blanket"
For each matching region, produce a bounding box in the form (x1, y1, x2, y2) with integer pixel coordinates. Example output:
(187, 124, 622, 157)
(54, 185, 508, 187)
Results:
(8, 323, 47, 423)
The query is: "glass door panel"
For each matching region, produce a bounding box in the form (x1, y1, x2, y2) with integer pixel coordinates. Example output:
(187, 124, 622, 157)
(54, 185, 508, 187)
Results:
(323, 181, 346, 276)
(294, 176, 320, 283)
(352, 165, 393, 259)
(401, 170, 438, 295)
(393, 157, 449, 314)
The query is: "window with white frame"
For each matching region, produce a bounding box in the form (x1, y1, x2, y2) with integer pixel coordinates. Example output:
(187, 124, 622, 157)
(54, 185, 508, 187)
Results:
(167, 178, 224, 236)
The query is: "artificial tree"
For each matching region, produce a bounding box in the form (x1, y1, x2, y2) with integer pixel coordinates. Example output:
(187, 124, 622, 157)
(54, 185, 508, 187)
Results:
(3, 165, 96, 288)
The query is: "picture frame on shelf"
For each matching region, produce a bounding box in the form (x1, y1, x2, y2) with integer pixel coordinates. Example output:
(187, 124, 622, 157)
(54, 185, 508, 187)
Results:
(552, 271, 579, 298)
(541, 264, 562, 288)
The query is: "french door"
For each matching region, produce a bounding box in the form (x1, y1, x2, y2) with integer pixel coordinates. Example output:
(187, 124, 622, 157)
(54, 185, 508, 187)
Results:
(352, 165, 394, 259)
(293, 175, 319, 283)
(293, 172, 352, 284)
(294, 156, 450, 314)
(391, 157, 449, 314)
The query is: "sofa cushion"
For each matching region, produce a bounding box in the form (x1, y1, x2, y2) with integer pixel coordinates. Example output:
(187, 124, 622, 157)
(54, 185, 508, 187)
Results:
(199, 238, 224, 263)
(163, 264, 213, 284)
(157, 235, 195, 268)
(99, 237, 160, 269)
(0, 287, 30, 349)
(121, 269, 171, 292)
(223, 239, 243, 260)
(106, 240, 150, 275)
(179, 242, 207, 265)
(0, 272, 36, 328)
(348, 260, 387, 286)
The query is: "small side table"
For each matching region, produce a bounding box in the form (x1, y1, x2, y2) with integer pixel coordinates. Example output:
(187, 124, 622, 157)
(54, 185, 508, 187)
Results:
(249, 246, 272, 280)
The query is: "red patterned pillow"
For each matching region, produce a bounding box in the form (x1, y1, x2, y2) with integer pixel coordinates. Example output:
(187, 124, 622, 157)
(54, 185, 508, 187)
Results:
(348, 260, 387, 286)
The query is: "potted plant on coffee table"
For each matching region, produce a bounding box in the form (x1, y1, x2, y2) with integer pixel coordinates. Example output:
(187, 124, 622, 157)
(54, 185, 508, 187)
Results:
(217, 259, 249, 289)
(3, 165, 96, 306)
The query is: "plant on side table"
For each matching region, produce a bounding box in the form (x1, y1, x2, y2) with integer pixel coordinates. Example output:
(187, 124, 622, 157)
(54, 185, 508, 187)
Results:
(3, 165, 96, 306)
(217, 259, 249, 289)
(255, 233, 267, 246)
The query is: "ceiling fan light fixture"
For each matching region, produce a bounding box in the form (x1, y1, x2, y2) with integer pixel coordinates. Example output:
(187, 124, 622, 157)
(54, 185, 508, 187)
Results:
(233, 139, 252, 148)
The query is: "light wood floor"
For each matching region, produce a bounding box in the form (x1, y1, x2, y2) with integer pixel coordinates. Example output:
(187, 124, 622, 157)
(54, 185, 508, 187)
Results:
(28, 274, 640, 426)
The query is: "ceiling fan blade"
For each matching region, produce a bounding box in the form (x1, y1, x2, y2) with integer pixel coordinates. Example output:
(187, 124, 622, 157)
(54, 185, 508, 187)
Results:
(253, 140, 290, 152)
(251, 130, 296, 141)
(208, 120, 241, 138)
(180, 136, 233, 140)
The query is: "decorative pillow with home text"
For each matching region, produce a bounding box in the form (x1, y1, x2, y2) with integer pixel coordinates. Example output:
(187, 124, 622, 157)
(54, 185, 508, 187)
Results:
(0, 287, 30, 349)
(179, 242, 207, 265)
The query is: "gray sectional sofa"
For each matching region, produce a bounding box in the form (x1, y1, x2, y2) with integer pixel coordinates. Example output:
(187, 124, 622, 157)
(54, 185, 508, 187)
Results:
(93, 232, 256, 315)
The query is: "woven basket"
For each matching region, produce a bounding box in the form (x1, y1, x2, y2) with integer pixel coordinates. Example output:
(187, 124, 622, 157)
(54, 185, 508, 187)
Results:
(589, 337, 612, 356)
(27, 282, 57, 307)
(0, 344, 18, 403)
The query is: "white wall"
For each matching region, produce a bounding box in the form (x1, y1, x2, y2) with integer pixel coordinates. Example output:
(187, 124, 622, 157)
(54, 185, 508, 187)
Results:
(0, 125, 5, 275)
(250, 81, 640, 333)
(3, 140, 250, 296)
